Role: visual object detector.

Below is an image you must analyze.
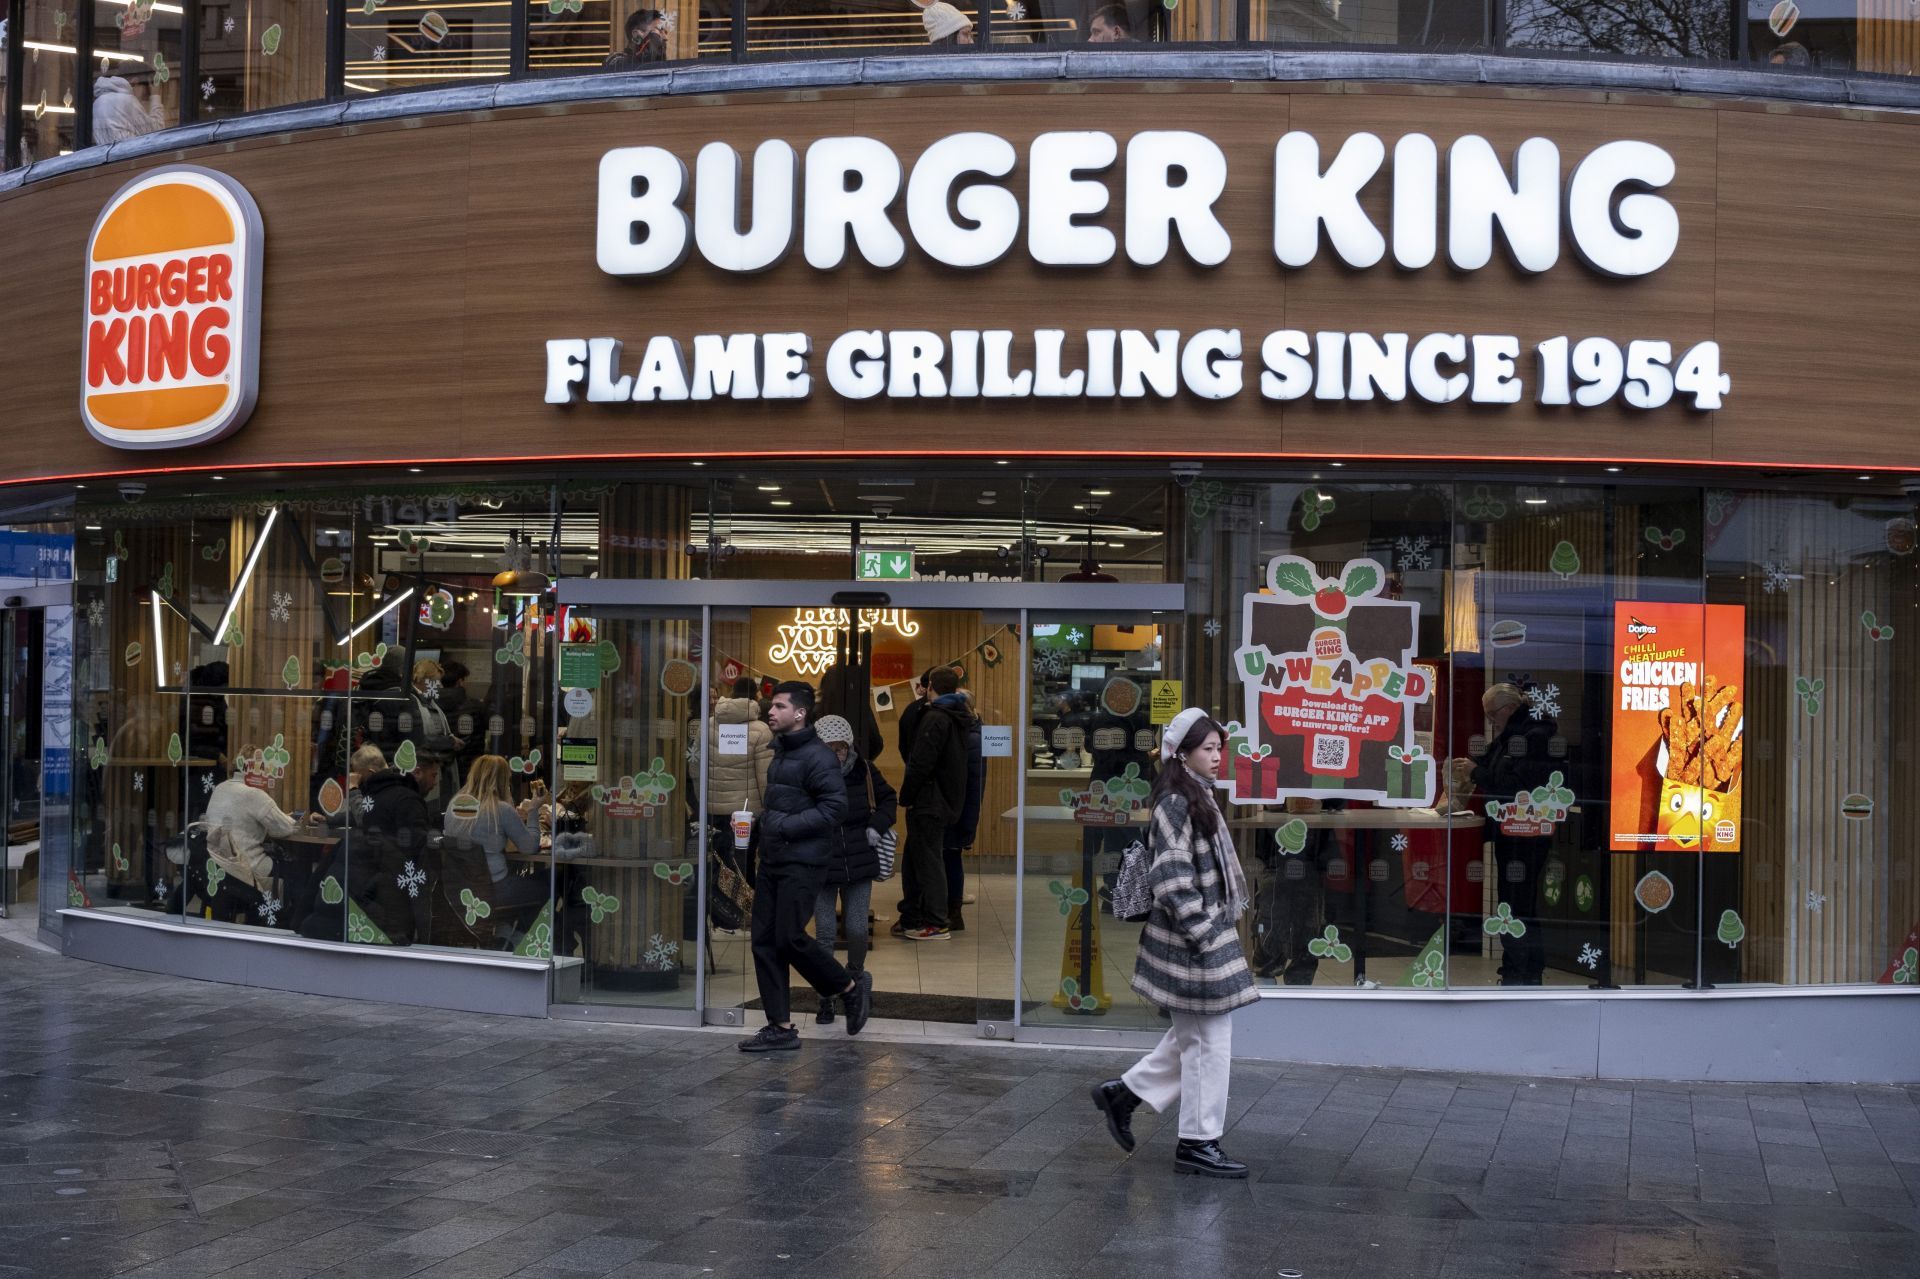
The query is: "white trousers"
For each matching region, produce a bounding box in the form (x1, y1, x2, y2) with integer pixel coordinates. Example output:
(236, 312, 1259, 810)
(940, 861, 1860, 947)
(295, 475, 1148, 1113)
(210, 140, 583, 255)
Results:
(1121, 1010, 1233, 1141)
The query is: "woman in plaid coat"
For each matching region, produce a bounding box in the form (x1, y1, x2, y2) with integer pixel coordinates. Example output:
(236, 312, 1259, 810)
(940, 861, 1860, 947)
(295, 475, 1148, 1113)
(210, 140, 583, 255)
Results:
(1091, 708, 1256, 1178)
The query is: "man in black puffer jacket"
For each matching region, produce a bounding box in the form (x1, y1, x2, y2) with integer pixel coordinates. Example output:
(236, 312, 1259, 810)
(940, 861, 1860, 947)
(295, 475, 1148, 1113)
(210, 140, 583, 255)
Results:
(740, 681, 874, 1053)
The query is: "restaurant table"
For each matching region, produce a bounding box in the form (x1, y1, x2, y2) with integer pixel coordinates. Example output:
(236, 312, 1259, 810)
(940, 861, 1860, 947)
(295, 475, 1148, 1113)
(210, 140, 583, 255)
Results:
(270, 827, 341, 932)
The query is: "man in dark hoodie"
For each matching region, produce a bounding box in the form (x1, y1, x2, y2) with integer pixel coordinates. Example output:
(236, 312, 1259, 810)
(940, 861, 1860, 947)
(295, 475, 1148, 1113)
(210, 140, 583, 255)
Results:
(942, 688, 985, 932)
(297, 743, 441, 945)
(896, 667, 969, 941)
(740, 681, 873, 1053)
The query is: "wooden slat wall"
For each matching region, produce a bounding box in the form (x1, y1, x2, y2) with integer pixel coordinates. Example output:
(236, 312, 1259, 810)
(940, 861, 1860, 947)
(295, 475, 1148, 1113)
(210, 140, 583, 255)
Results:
(586, 484, 693, 971)
(1859, 1, 1920, 76)
(1783, 501, 1891, 983)
(99, 525, 192, 899)
(220, 510, 327, 818)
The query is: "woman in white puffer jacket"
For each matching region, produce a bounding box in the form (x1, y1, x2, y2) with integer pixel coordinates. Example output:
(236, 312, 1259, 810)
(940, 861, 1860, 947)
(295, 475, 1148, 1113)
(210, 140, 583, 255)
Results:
(93, 76, 160, 146)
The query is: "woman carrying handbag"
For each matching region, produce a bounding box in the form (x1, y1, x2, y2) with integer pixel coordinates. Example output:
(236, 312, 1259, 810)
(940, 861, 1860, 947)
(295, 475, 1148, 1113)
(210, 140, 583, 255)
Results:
(1092, 707, 1257, 1178)
(811, 716, 898, 1024)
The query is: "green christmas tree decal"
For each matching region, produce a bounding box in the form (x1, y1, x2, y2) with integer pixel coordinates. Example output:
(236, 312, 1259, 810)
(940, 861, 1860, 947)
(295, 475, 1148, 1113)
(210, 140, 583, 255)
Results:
(597, 639, 621, 675)
(346, 899, 392, 945)
(1306, 925, 1352, 963)
(1402, 926, 1447, 989)
(1717, 909, 1746, 949)
(393, 739, 417, 772)
(1549, 540, 1581, 580)
(260, 21, 282, 53)
(167, 732, 183, 765)
(281, 655, 301, 690)
(514, 902, 555, 959)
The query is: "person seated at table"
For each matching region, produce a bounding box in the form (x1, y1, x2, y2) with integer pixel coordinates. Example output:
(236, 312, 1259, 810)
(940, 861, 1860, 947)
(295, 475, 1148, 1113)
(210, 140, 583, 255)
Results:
(205, 765, 320, 912)
(443, 755, 549, 919)
(297, 745, 443, 945)
(1087, 3, 1133, 42)
(325, 744, 387, 830)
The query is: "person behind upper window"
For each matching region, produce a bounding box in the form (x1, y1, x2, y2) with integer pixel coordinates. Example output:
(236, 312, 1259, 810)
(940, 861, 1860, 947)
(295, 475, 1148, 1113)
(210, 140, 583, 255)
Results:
(604, 8, 669, 68)
(921, 0, 975, 45)
(1088, 4, 1133, 42)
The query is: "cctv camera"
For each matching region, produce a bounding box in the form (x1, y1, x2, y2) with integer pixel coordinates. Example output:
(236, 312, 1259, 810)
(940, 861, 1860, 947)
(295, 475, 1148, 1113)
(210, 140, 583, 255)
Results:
(117, 480, 147, 504)
(1169, 462, 1203, 489)
(871, 504, 894, 520)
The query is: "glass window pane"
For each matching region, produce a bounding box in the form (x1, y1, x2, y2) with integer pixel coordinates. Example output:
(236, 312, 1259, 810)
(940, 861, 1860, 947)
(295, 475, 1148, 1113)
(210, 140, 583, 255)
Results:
(345, 0, 511, 97)
(531, 0, 718, 72)
(1506, 0, 1731, 60)
(18, 0, 82, 164)
(90, 0, 185, 143)
(1252, 0, 1485, 49)
(200, 0, 329, 118)
(1748, 1, 1919, 76)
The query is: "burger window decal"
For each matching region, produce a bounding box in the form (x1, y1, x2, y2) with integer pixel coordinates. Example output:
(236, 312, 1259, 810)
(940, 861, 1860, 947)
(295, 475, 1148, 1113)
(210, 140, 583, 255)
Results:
(81, 165, 264, 450)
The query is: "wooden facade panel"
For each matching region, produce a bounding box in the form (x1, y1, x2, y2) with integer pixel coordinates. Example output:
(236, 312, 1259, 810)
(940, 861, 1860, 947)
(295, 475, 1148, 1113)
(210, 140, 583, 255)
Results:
(4, 84, 1920, 482)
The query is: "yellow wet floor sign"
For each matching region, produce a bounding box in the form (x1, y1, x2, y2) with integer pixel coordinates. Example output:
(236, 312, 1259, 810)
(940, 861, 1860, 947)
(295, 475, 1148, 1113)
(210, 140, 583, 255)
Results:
(1050, 865, 1108, 1014)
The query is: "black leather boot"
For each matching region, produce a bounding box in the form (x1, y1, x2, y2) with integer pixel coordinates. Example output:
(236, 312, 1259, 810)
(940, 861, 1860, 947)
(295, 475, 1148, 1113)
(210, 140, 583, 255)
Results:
(1175, 1139, 1248, 1179)
(1090, 1079, 1142, 1153)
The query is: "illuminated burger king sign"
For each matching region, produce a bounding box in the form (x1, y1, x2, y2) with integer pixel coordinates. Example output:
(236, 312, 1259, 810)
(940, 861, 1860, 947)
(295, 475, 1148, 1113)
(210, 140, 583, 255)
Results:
(82, 165, 263, 449)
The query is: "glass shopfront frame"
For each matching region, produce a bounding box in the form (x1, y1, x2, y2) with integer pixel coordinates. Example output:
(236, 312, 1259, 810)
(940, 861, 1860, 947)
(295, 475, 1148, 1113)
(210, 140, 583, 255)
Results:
(43, 469, 1920, 1038)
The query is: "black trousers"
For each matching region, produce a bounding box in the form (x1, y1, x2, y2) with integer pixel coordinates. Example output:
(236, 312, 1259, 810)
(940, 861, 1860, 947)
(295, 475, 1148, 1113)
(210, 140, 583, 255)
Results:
(751, 861, 851, 1026)
(1494, 836, 1551, 984)
(900, 808, 950, 930)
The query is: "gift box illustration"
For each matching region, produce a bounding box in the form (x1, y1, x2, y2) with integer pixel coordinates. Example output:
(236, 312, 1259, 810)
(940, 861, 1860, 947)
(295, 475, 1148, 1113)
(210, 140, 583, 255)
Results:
(1217, 555, 1436, 808)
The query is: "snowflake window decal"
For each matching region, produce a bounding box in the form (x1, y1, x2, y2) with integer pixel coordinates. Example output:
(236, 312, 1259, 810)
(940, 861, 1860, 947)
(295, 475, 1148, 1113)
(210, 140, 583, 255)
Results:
(643, 933, 678, 969)
(1394, 535, 1433, 571)
(269, 591, 293, 623)
(1805, 890, 1826, 913)
(1201, 618, 1222, 639)
(1762, 560, 1793, 594)
(1577, 942, 1602, 970)
(398, 861, 426, 899)
(1526, 683, 1560, 721)
(1390, 832, 1409, 853)
(256, 895, 282, 927)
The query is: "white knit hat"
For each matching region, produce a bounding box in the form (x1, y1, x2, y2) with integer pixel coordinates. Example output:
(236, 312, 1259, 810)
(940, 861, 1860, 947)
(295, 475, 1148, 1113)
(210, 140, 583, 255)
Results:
(921, 0, 973, 41)
(1161, 706, 1211, 759)
(815, 714, 855, 747)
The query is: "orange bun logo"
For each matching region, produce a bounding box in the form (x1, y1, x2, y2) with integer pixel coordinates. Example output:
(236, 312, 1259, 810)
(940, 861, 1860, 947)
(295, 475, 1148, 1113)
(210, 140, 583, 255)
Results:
(82, 166, 263, 449)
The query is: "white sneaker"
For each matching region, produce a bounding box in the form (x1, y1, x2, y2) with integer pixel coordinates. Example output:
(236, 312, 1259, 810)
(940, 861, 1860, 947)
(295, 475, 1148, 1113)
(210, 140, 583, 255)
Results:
(962, 894, 977, 905)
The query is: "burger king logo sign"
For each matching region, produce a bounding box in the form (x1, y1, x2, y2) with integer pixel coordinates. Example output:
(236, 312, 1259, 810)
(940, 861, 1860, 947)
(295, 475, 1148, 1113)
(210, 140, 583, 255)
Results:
(82, 166, 263, 449)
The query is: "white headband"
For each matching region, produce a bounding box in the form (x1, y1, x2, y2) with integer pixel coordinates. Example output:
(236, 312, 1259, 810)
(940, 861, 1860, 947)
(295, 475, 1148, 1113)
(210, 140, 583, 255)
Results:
(1161, 706, 1210, 759)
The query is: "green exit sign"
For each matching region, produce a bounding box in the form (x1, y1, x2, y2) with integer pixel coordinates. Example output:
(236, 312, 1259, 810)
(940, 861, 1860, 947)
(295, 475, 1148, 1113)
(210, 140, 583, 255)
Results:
(857, 546, 915, 581)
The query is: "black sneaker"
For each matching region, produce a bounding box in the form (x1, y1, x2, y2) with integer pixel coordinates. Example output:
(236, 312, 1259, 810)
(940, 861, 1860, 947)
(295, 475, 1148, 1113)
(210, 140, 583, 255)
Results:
(816, 998, 836, 1026)
(1174, 1139, 1248, 1179)
(739, 1024, 801, 1053)
(1090, 1079, 1141, 1153)
(947, 906, 966, 932)
(842, 969, 873, 1036)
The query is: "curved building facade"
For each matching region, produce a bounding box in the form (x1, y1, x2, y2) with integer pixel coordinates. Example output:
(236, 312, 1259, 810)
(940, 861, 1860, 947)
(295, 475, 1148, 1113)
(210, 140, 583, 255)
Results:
(2, 9, 1917, 1082)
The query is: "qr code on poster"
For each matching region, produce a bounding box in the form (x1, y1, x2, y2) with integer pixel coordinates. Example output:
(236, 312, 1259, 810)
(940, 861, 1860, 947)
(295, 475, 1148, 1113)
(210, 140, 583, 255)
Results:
(1311, 734, 1349, 770)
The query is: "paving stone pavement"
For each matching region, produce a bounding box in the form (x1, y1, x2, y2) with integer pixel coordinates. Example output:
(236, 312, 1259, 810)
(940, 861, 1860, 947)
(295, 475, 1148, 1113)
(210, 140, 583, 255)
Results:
(1, 937, 1916, 1279)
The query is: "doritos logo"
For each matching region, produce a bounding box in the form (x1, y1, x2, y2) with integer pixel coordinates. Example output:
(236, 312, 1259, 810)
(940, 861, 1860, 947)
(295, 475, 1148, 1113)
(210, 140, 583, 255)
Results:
(82, 166, 263, 449)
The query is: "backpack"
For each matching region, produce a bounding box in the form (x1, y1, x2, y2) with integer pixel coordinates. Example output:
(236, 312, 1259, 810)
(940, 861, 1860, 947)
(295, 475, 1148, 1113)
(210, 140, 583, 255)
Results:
(1109, 837, 1155, 924)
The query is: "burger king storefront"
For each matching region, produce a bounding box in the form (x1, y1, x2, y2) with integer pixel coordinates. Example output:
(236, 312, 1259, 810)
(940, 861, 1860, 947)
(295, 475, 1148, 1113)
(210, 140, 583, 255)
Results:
(2, 59, 1918, 1083)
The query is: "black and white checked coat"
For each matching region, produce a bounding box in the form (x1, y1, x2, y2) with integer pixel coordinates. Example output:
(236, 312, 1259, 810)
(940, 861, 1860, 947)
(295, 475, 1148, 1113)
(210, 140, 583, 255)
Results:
(1129, 792, 1258, 1016)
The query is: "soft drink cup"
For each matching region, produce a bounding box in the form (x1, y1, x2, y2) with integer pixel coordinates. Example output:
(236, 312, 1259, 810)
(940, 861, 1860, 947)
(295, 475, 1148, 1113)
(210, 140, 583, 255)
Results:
(731, 810, 753, 850)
